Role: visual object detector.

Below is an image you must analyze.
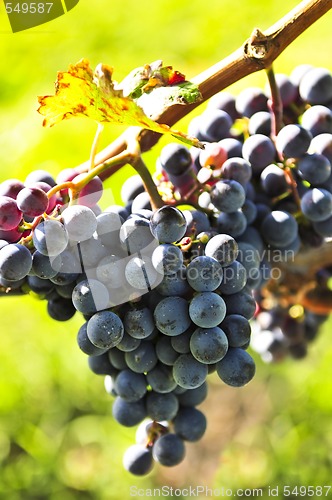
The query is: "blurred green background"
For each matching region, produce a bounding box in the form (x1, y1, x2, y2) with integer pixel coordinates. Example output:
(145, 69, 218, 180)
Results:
(0, 1, 332, 498)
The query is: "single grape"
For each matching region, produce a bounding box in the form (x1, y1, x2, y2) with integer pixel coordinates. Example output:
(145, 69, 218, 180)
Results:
(114, 369, 147, 402)
(61, 205, 97, 242)
(218, 260, 247, 295)
(261, 211, 298, 247)
(172, 353, 208, 389)
(220, 314, 251, 347)
(297, 153, 331, 185)
(32, 219, 68, 257)
(146, 363, 177, 393)
(112, 397, 146, 427)
(87, 310, 124, 349)
(221, 157, 252, 186)
(152, 433, 185, 467)
(124, 306, 155, 339)
(223, 291, 256, 319)
(216, 347, 256, 387)
(0, 196, 22, 230)
(125, 341, 158, 373)
(173, 407, 207, 442)
(300, 188, 332, 221)
(210, 179, 246, 212)
(150, 206, 187, 243)
(123, 444, 153, 476)
(186, 255, 223, 292)
(299, 67, 332, 105)
(190, 326, 228, 364)
(0, 243, 32, 280)
(154, 296, 191, 336)
(235, 87, 268, 117)
(146, 391, 179, 421)
(16, 186, 49, 217)
(72, 279, 110, 314)
(151, 243, 183, 275)
(189, 292, 226, 328)
(204, 234, 238, 266)
(276, 124, 312, 158)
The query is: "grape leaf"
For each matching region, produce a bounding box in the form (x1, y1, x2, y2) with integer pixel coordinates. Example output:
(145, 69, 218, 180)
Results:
(37, 59, 203, 148)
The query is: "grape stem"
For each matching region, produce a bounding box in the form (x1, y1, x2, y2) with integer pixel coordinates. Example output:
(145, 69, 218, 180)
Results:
(266, 65, 283, 136)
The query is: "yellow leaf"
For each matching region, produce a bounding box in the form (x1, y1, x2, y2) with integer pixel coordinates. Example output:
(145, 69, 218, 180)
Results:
(37, 59, 203, 148)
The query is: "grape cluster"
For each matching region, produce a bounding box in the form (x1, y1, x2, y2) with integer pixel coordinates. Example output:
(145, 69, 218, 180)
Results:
(0, 63, 331, 475)
(0, 172, 256, 474)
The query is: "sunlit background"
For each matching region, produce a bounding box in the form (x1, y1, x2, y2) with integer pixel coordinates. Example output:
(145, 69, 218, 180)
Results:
(0, 1, 332, 498)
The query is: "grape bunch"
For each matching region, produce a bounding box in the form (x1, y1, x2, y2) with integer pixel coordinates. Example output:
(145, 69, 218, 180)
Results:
(0, 172, 256, 474)
(0, 62, 331, 475)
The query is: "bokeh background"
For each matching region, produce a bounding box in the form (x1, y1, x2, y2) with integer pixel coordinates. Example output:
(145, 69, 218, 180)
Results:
(0, 1, 332, 498)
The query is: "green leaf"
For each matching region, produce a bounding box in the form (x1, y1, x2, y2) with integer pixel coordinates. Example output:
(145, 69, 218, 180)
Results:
(37, 59, 203, 148)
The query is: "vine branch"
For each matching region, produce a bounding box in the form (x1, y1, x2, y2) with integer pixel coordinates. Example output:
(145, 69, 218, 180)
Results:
(75, 0, 332, 173)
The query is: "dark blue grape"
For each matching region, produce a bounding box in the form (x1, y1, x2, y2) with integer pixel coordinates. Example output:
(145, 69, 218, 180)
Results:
(300, 188, 332, 221)
(242, 134, 276, 173)
(248, 111, 272, 136)
(146, 363, 177, 393)
(260, 164, 288, 196)
(210, 179, 246, 212)
(114, 369, 147, 402)
(299, 67, 332, 105)
(221, 157, 252, 186)
(121, 175, 145, 204)
(216, 210, 247, 237)
(47, 296, 76, 321)
(159, 143, 193, 176)
(172, 353, 208, 389)
(150, 206, 187, 243)
(146, 391, 179, 421)
(276, 124, 312, 158)
(0, 243, 32, 280)
(198, 109, 233, 141)
(207, 91, 239, 121)
(190, 326, 228, 363)
(32, 219, 68, 257)
(218, 260, 247, 295)
(302, 105, 332, 136)
(297, 153, 331, 185)
(261, 210, 298, 247)
(216, 347, 256, 387)
(125, 341, 158, 373)
(112, 396, 146, 427)
(151, 243, 183, 275)
(235, 87, 268, 117)
(123, 445, 153, 476)
(189, 292, 226, 328)
(204, 234, 238, 266)
(177, 382, 207, 407)
(152, 433, 185, 467)
(77, 322, 108, 356)
(154, 296, 191, 336)
(87, 310, 124, 349)
(173, 407, 207, 442)
(124, 306, 155, 339)
(223, 291, 256, 319)
(186, 255, 223, 292)
(220, 314, 251, 347)
(72, 279, 110, 314)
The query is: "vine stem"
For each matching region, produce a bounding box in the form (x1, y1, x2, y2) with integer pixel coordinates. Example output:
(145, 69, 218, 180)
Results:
(89, 123, 104, 171)
(266, 65, 283, 136)
(73, 0, 332, 176)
